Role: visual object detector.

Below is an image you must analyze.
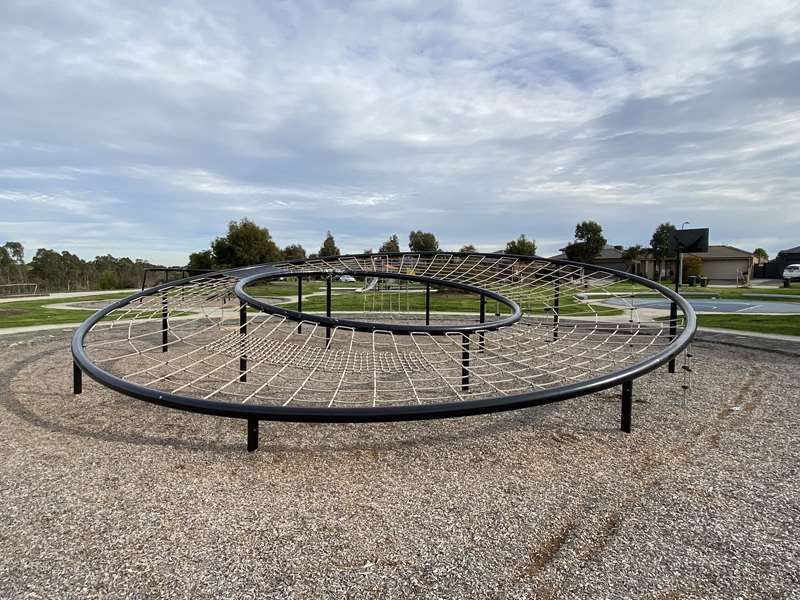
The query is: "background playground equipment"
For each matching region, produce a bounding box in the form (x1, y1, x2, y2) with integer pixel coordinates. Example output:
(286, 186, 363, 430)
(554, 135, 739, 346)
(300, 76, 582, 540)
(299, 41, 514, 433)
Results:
(72, 252, 697, 451)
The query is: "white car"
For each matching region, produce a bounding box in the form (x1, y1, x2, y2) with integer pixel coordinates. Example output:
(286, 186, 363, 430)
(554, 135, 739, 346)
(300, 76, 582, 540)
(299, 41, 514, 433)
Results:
(783, 264, 800, 280)
(338, 275, 356, 282)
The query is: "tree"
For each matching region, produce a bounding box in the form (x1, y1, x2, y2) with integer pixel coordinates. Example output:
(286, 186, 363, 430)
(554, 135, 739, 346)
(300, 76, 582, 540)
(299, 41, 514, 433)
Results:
(282, 244, 306, 260)
(0, 246, 12, 284)
(408, 230, 439, 252)
(188, 250, 214, 270)
(622, 245, 643, 273)
(319, 231, 340, 257)
(459, 244, 477, 253)
(504, 234, 537, 256)
(3, 242, 23, 264)
(564, 221, 606, 263)
(1, 241, 25, 283)
(210, 219, 280, 268)
(379, 234, 400, 254)
(650, 222, 677, 260)
(754, 248, 769, 262)
(682, 255, 703, 283)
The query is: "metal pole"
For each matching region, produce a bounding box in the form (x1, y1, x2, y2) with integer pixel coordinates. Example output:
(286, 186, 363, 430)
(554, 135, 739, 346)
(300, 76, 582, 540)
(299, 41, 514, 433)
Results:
(161, 290, 168, 353)
(553, 280, 560, 342)
(479, 294, 485, 353)
(73, 362, 82, 395)
(621, 380, 633, 433)
(425, 283, 430, 326)
(297, 276, 303, 334)
(239, 300, 247, 383)
(326, 276, 332, 345)
(247, 418, 259, 452)
(668, 248, 681, 373)
(461, 335, 470, 392)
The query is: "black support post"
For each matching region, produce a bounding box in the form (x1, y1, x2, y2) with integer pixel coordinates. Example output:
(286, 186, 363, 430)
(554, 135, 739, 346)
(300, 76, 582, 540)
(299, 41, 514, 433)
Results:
(297, 276, 303, 334)
(326, 276, 332, 345)
(73, 361, 82, 395)
(425, 283, 431, 326)
(247, 418, 259, 452)
(668, 248, 681, 373)
(161, 291, 168, 352)
(553, 280, 560, 342)
(621, 379, 633, 433)
(239, 300, 247, 383)
(479, 294, 486, 353)
(461, 335, 470, 392)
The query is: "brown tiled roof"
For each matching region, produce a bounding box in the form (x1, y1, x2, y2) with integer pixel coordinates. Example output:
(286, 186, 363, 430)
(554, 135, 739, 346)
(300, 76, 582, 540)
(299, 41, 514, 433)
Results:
(686, 245, 753, 259)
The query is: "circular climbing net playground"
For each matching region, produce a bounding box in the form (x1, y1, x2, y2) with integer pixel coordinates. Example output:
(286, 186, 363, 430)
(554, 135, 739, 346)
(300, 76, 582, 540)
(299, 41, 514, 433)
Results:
(72, 252, 696, 449)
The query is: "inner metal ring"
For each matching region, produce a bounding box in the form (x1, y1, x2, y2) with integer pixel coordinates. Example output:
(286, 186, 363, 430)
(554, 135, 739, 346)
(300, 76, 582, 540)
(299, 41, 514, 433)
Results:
(235, 269, 522, 335)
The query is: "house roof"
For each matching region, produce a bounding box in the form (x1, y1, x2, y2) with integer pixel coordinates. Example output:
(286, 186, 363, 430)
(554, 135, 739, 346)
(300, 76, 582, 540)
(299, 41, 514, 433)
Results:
(550, 244, 624, 261)
(778, 245, 800, 255)
(686, 245, 753, 259)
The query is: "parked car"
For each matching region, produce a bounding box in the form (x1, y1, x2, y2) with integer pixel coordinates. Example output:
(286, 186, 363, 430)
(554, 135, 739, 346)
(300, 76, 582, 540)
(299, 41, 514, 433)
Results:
(783, 264, 800, 281)
(338, 275, 356, 282)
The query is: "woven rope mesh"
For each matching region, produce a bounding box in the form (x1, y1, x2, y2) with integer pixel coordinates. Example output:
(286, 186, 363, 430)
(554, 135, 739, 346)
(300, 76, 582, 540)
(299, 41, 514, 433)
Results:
(80, 253, 687, 410)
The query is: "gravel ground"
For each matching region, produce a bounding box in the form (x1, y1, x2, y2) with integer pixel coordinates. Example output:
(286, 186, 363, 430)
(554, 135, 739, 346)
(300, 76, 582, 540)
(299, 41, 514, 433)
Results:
(1, 329, 798, 599)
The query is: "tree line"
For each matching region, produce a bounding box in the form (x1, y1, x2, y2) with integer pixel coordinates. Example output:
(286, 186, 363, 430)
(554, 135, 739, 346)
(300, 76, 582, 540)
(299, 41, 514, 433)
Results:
(0, 241, 164, 292)
(188, 219, 540, 270)
(4, 218, 770, 293)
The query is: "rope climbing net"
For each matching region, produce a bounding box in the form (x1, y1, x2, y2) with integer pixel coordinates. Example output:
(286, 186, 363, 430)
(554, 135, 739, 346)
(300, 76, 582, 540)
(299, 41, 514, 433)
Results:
(72, 252, 696, 436)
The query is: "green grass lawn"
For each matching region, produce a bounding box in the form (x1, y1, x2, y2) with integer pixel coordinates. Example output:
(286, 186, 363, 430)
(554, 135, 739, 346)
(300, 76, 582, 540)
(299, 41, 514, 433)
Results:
(274, 289, 622, 317)
(607, 281, 800, 302)
(0, 292, 137, 328)
(247, 278, 358, 297)
(657, 314, 800, 337)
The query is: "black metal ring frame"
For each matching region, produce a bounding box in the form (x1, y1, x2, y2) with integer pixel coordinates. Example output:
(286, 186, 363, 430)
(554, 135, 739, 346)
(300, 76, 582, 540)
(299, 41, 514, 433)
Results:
(71, 252, 697, 450)
(235, 269, 521, 335)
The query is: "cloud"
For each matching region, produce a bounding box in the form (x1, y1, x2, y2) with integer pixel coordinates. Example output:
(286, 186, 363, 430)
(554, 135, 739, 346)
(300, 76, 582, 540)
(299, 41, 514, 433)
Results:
(1, 1, 799, 264)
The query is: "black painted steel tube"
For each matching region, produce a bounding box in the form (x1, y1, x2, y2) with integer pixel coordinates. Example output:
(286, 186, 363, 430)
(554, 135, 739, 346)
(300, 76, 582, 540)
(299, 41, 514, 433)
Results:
(461, 335, 470, 392)
(237, 270, 521, 337)
(161, 291, 168, 353)
(73, 361, 82, 395)
(479, 294, 485, 353)
(553, 281, 560, 342)
(425, 283, 430, 326)
(71, 253, 697, 425)
(297, 276, 302, 334)
(621, 380, 633, 432)
(326, 276, 332, 345)
(239, 300, 247, 383)
(668, 303, 678, 373)
(247, 418, 259, 452)
(669, 250, 682, 373)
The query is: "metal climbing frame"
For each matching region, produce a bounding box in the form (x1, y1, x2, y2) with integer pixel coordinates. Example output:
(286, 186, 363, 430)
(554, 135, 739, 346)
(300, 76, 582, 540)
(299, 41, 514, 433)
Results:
(71, 252, 697, 451)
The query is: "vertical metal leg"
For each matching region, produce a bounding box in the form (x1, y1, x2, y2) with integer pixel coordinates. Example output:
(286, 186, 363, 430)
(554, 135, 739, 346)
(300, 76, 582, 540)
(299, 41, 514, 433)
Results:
(553, 281, 560, 342)
(326, 276, 332, 345)
(479, 294, 485, 353)
(73, 361, 82, 395)
(297, 276, 303, 334)
(239, 300, 247, 383)
(247, 418, 259, 452)
(461, 335, 470, 392)
(668, 301, 677, 373)
(621, 380, 633, 433)
(425, 283, 430, 326)
(161, 291, 168, 352)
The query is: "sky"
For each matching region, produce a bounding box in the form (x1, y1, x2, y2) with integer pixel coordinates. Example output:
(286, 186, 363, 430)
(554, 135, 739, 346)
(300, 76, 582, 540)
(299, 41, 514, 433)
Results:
(1, 1, 800, 265)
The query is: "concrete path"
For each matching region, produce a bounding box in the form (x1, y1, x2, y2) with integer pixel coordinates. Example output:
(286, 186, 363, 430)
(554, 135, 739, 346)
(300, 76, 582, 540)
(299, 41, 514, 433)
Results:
(0, 289, 137, 304)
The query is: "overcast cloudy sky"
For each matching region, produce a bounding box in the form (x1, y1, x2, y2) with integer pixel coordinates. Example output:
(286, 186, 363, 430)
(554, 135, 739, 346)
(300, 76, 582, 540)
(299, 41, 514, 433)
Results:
(2, 1, 799, 265)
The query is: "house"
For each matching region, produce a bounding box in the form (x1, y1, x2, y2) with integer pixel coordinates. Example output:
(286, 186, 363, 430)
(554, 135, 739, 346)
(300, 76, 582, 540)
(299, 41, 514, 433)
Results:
(640, 245, 754, 284)
(757, 245, 800, 278)
(549, 244, 628, 272)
